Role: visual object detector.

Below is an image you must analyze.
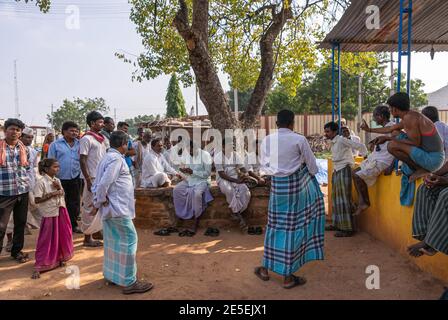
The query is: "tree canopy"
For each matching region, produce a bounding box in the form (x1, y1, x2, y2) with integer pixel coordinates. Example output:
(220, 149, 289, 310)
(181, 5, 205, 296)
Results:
(166, 73, 187, 118)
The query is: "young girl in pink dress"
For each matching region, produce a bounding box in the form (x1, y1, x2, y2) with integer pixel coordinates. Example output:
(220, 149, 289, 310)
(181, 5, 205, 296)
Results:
(32, 158, 74, 279)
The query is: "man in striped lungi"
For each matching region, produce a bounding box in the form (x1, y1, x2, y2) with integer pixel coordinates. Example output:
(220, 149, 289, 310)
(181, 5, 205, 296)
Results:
(408, 162, 448, 257)
(254, 110, 325, 289)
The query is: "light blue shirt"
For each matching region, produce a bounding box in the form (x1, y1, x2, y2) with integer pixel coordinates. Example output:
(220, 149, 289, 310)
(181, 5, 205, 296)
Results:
(92, 148, 135, 220)
(47, 137, 81, 180)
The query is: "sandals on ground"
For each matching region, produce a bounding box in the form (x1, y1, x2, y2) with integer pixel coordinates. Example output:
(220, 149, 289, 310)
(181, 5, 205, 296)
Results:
(122, 280, 154, 295)
(83, 240, 103, 247)
(248, 226, 263, 235)
(12, 251, 30, 263)
(283, 275, 307, 289)
(204, 227, 220, 237)
(178, 230, 196, 237)
(254, 267, 270, 281)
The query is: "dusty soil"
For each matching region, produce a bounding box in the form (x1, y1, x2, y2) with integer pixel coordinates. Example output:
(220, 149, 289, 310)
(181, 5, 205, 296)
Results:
(0, 226, 445, 300)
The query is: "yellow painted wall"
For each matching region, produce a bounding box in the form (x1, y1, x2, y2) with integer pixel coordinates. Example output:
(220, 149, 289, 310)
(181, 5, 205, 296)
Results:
(328, 160, 448, 283)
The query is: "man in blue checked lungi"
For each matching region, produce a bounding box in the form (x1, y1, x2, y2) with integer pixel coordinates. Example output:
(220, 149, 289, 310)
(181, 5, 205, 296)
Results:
(254, 110, 325, 289)
(92, 131, 153, 295)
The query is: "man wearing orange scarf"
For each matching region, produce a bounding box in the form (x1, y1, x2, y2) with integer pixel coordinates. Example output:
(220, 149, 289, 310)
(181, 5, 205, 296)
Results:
(0, 118, 30, 263)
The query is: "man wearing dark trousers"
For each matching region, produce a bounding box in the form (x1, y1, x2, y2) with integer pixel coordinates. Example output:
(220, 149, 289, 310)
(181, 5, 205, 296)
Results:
(48, 121, 83, 234)
(0, 118, 30, 263)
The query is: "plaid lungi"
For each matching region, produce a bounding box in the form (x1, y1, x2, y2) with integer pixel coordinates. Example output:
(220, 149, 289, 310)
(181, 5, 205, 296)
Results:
(413, 184, 448, 255)
(331, 165, 354, 232)
(262, 166, 325, 276)
(103, 217, 138, 287)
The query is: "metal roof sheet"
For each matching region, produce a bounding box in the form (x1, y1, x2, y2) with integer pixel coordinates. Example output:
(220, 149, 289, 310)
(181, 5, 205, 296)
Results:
(320, 0, 448, 52)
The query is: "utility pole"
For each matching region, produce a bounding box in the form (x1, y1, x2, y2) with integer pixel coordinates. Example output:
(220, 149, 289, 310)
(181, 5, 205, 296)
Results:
(14, 60, 20, 118)
(358, 73, 364, 134)
(195, 83, 199, 116)
(390, 52, 395, 96)
(233, 88, 239, 120)
(51, 104, 54, 129)
(114, 108, 117, 123)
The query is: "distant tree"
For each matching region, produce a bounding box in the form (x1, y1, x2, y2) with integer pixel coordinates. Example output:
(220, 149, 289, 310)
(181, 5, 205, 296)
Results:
(165, 74, 187, 118)
(124, 114, 159, 136)
(226, 88, 253, 113)
(394, 75, 428, 109)
(48, 97, 110, 131)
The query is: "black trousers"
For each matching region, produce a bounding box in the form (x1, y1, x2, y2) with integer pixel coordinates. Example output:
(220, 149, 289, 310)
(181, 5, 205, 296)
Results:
(0, 193, 29, 257)
(61, 177, 81, 231)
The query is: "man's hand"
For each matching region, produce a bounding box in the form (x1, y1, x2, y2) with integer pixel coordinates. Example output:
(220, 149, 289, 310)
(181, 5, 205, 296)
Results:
(372, 136, 390, 146)
(180, 167, 193, 175)
(425, 174, 448, 188)
(52, 180, 62, 190)
(257, 177, 266, 186)
(360, 119, 370, 132)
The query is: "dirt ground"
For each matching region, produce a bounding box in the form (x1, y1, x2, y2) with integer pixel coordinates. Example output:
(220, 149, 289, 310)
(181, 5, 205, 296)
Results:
(0, 226, 445, 300)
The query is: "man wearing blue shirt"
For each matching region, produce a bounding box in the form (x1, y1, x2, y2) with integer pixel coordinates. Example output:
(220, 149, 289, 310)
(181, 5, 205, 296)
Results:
(117, 122, 136, 185)
(48, 121, 82, 233)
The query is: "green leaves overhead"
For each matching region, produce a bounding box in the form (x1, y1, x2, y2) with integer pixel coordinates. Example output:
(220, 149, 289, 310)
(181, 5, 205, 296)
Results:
(165, 73, 187, 118)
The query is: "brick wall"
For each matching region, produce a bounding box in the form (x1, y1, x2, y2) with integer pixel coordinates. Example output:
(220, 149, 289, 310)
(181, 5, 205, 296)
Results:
(134, 183, 269, 229)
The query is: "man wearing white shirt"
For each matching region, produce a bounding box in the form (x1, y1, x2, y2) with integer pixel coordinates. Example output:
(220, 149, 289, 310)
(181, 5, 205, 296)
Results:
(325, 121, 368, 238)
(254, 110, 325, 289)
(92, 131, 153, 295)
(141, 138, 179, 188)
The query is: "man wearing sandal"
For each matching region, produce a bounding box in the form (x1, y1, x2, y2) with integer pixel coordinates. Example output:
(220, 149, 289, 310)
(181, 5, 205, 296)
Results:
(92, 131, 153, 295)
(0, 118, 31, 263)
(255, 110, 325, 289)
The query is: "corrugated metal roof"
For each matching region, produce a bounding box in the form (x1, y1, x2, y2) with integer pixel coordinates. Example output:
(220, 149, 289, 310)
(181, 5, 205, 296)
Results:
(320, 0, 448, 52)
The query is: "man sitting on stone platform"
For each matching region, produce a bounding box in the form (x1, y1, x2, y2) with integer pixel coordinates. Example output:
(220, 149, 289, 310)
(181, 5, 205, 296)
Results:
(141, 138, 180, 188)
(408, 161, 448, 258)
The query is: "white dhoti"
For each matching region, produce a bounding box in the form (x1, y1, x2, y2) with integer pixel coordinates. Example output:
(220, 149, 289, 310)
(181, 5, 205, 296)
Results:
(217, 180, 251, 214)
(145, 172, 171, 188)
(80, 178, 103, 235)
(173, 181, 213, 219)
(355, 160, 390, 187)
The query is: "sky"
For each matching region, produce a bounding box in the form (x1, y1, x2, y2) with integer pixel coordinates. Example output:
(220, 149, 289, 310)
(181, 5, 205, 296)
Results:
(1, 0, 448, 127)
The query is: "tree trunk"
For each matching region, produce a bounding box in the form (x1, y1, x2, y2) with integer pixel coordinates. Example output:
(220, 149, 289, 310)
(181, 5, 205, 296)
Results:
(174, 0, 236, 132)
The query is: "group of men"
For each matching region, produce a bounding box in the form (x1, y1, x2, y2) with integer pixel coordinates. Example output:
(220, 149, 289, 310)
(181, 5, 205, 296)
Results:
(326, 92, 448, 263)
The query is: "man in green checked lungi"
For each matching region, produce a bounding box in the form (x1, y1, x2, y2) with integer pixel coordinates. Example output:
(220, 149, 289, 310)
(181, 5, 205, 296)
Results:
(408, 161, 448, 258)
(254, 110, 325, 289)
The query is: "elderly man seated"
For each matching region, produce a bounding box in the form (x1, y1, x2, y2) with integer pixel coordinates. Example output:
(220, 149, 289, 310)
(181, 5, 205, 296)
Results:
(141, 138, 180, 188)
(408, 161, 448, 258)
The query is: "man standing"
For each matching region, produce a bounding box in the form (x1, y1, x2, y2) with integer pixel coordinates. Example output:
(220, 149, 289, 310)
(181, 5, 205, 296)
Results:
(92, 131, 153, 294)
(173, 140, 213, 236)
(100, 117, 115, 149)
(0, 118, 30, 263)
(48, 121, 83, 234)
(141, 138, 179, 188)
(117, 122, 137, 185)
(133, 130, 152, 188)
(361, 93, 445, 181)
(254, 110, 325, 289)
(79, 111, 107, 247)
(325, 121, 368, 237)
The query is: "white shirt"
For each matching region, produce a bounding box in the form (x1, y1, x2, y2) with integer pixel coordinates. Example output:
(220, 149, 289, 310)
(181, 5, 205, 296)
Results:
(330, 135, 368, 172)
(350, 135, 362, 157)
(182, 149, 213, 186)
(92, 149, 135, 220)
(367, 121, 395, 165)
(141, 149, 178, 187)
(260, 128, 318, 177)
(435, 121, 448, 156)
(27, 146, 39, 189)
(34, 174, 66, 218)
(79, 134, 107, 179)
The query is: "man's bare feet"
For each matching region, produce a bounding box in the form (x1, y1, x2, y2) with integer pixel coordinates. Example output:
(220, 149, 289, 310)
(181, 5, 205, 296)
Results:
(407, 241, 426, 257)
(353, 204, 369, 216)
(31, 271, 41, 279)
(409, 169, 429, 183)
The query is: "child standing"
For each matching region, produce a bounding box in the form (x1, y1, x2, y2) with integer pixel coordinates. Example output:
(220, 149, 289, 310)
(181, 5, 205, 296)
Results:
(32, 158, 74, 279)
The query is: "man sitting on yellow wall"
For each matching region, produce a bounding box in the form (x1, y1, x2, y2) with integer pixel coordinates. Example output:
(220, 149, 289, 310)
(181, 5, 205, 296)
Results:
(408, 161, 448, 257)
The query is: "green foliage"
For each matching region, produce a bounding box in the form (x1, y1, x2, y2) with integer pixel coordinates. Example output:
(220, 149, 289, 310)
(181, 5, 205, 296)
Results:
(165, 73, 187, 118)
(394, 75, 428, 109)
(226, 87, 253, 113)
(48, 98, 110, 131)
(124, 114, 159, 136)
(16, 0, 51, 13)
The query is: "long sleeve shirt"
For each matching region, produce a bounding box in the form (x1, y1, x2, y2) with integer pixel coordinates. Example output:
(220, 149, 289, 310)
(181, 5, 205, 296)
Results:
(183, 149, 212, 186)
(330, 135, 368, 172)
(435, 121, 448, 157)
(141, 149, 178, 187)
(92, 148, 135, 220)
(260, 128, 318, 177)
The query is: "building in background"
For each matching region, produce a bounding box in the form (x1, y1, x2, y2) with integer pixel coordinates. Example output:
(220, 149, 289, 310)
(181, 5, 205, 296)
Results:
(428, 84, 448, 110)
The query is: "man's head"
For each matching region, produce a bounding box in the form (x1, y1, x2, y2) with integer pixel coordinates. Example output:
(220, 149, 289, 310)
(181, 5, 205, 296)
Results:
(387, 92, 410, 118)
(339, 118, 347, 127)
(143, 131, 152, 144)
(137, 127, 144, 140)
(341, 126, 351, 139)
(86, 111, 104, 132)
(151, 138, 164, 154)
(104, 117, 115, 133)
(61, 121, 79, 141)
(422, 106, 439, 123)
(276, 109, 295, 129)
(20, 127, 34, 146)
(4, 118, 25, 142)
(109, 131, 129, 155)
(373, 105, 391, 126)
(117, 121, 130, 134)
(324, 121, 339, 140)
